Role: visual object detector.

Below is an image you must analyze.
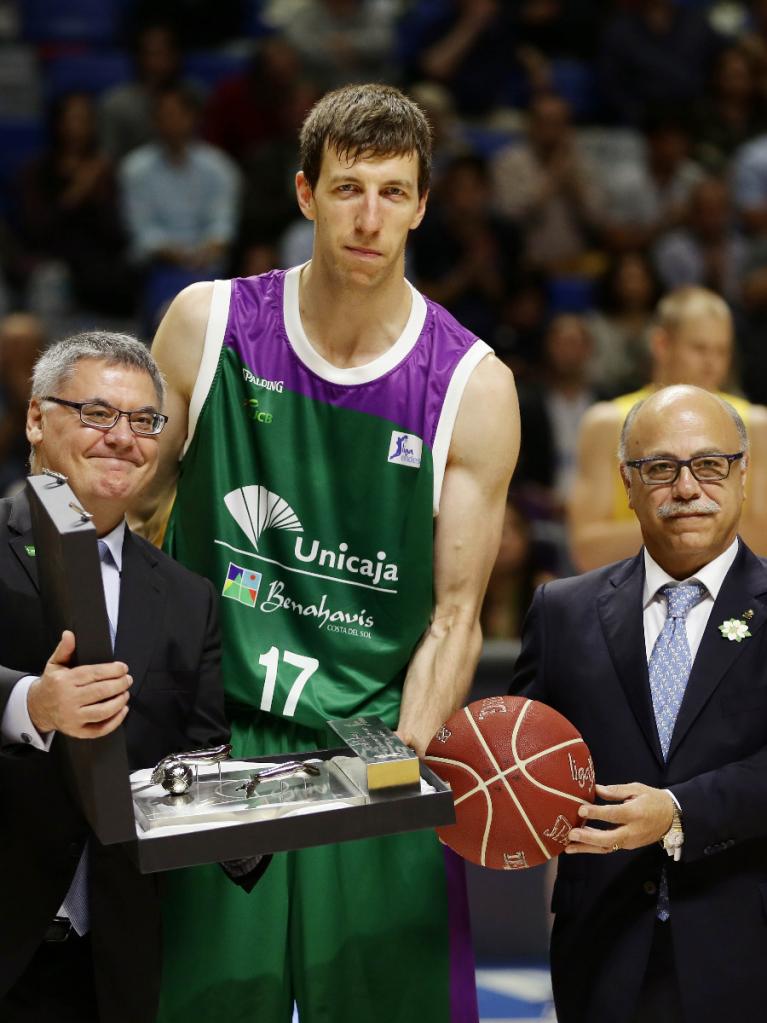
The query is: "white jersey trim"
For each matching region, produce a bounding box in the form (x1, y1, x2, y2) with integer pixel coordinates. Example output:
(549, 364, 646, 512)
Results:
(184, 279, 231, 457)
(431, 339, 493, 515)
(282, 264, 427, 385)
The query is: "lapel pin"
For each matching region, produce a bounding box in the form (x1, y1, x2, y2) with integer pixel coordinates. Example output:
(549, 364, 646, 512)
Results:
(24, 544, 35, 557)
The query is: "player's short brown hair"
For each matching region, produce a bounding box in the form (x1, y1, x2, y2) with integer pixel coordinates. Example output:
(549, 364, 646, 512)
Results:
(299, 83, 432, 197)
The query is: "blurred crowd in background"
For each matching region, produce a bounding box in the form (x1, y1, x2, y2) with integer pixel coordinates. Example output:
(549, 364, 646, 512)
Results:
(1, 0, 766, 640)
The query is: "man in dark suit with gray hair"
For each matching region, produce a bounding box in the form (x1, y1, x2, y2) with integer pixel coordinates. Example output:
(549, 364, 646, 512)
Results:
(0, 331, 229, 1022)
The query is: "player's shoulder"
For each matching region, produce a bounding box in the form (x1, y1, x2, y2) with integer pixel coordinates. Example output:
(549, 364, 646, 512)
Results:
(463, 350, 516, 405)
(581, 398, 624, 432)
(745, 401, 767, 432)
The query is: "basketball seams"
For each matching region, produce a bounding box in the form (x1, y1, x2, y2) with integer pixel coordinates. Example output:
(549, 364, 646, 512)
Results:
(512, 712, 591, 806)
(521, 739, 591, 805)
(465, 705, 551, 861)
(423, 753, 494, 865)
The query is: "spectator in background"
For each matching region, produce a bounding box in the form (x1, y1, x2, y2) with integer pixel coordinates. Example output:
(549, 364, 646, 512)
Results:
(738, 0, 767, 107)
(480, 497, 556, 641)
(494, 271, 549, 377)
(586, 251, 659, 397)
(694, 46, 766, 173)
(399, 0, 517, 117)
(264, 0, 397, 91)
(599, 0, 723, 125)
(654, 175, 747, 303)
(120, 85, 240, 277)
(17, 92, 137, 322)
(411, 153, 520, 341)
(569, 286, 767, 571)
(202, 37, 303, 165)
(516, 314, 598, 515)
(601, 110, 705, 253)
(99, 23, 199, 160)
(236, 79, 320, 274)
(0, 313, 45, 496)
(731, 125, 767, 236)
(408, 81, 471, 188)
(490, 93, 603, 273)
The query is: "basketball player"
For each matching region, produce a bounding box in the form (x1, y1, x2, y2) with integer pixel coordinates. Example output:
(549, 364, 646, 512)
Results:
(569, 286, 767, 571)
(133, 84, 519, 1023)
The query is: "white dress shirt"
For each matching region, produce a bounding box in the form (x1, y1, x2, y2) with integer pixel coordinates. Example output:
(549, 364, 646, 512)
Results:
(1, 520, 125, 749)
(642, 537, 740, 661)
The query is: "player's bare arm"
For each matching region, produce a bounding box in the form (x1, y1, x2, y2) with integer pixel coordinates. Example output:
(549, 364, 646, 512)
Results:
(397, 355, 520, 755)
(128, 282, 212, 543)
(738, 404, 767, 557)
(568, 402, 642, 572)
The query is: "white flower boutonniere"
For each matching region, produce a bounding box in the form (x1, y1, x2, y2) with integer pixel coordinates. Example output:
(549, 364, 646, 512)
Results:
(719, 614, 752, 642)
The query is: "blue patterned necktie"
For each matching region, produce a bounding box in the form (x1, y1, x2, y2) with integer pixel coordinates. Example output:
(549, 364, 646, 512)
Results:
(648, 582, 707, 759)
(648, 581, 706, 921)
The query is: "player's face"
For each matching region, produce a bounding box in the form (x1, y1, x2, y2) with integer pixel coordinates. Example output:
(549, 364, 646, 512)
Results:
(27, 358, 161, 515)
(623, 393, 745, 573)
(296, 143, 427, 287)
(659, 315, 732, 392)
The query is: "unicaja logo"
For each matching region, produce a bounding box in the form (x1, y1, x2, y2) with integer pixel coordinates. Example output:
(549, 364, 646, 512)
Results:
(224, 486, 303, 550)
(388, 430, 422, 468)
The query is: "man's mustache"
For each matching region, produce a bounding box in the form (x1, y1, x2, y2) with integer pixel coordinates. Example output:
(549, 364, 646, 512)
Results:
(656, 498, 720, 519)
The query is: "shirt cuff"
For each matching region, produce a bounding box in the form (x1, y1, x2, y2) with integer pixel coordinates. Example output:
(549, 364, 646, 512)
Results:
(665, 788, 682, 813)
(1, 676, 53, 751)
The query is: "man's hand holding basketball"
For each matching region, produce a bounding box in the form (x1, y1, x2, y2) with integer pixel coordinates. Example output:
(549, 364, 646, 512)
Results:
(26, 630, 132, 739)
(565, 782, 675, 854)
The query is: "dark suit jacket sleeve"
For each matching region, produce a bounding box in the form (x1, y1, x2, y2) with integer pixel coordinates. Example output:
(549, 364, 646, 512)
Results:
(509, 584, 549, 703)
(671, 749, 767, 863)
(183, 576, 229, 749)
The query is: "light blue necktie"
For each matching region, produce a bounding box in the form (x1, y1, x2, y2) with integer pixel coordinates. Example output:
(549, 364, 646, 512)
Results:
(648, 582, 706, 759)
(97, 539, 118, 650)
(648, 581, 706, 920)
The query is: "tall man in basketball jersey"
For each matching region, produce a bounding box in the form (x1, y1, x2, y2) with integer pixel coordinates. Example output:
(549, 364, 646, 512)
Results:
(133, 84, 519, 1023)
(569, 286, 767, 571)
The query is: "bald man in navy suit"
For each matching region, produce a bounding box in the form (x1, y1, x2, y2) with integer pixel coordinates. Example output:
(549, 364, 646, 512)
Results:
(513, 385, 767, 1023)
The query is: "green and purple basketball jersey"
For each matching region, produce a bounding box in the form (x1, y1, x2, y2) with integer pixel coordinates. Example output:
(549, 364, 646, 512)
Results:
(158, 266, 485, 1023)
(165, 265, 491, 731)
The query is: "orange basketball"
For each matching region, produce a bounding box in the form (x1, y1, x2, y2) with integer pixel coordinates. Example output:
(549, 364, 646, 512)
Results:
(424, 695, 595, 870)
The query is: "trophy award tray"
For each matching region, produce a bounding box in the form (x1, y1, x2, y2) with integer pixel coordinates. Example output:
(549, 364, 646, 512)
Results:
(26, 474, 455, 874)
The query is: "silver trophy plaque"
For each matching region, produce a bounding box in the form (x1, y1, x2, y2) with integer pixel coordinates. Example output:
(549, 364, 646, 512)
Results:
(328, 716, 420, 790)
(132, 757, 368, 831)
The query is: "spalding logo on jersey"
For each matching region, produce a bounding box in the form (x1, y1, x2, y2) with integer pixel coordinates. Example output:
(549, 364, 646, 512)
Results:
(387, 431, 422, 468)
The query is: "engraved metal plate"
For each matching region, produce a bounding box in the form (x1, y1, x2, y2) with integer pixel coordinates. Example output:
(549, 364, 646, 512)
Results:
(132, 758, 366, 831)
(328, 716, 420, 790)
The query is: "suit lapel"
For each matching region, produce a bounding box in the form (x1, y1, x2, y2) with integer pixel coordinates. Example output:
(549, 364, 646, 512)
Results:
(8, 490, 39, 591)
(668, 541, 767, 760)
(597, 553, 665, 767)
(114, 530, 165, 698)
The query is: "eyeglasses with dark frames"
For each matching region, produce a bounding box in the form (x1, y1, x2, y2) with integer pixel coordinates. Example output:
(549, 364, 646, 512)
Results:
(43, 396, 168, 436)
(624, 452, 744, 486)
